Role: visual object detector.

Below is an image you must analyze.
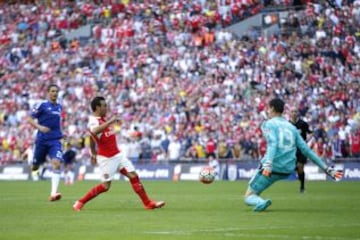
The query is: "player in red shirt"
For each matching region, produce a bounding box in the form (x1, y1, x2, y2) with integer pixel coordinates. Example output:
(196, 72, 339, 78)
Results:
(73, 96, 165, 211)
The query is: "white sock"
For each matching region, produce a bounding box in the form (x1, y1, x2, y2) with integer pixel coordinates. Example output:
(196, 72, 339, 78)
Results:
(51, 170, 61, 196)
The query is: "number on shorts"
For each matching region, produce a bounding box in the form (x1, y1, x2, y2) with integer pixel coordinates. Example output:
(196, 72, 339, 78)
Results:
(56, 151, 63, 159)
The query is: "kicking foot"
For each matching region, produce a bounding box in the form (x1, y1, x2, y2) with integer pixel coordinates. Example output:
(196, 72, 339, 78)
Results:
(73, 201, 84, 212)
(49, 193, 62, 202)
(254, 199, 272, 212)
(145, 200, 165, 210)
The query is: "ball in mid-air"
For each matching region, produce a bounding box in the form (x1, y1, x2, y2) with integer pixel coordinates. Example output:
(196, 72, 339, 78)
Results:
(199, 166, 216, 184)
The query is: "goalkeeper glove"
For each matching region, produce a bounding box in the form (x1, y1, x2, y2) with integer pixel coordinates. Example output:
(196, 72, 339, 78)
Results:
(325, 166, 343, 181)
(262, 163, 272, 177)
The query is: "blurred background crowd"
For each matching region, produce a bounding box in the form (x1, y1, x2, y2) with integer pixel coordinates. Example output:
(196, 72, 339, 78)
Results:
(0, 0, 359, 166)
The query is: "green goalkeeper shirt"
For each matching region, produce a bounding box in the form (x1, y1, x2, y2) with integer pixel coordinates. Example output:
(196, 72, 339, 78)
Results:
(260, 116, 327, 174)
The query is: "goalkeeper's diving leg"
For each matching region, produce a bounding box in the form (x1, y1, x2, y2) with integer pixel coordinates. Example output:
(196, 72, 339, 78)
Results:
(244, 170, 273, 212)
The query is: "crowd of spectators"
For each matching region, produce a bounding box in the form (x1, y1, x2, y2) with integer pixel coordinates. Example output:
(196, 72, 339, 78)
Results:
(0, 0, 359, 166)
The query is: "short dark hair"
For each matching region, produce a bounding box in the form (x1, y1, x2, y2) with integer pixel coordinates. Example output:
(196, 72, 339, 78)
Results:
(269, 98, 285, 114)
(47, 84, 59, 92)
(90, 96, 105, 112)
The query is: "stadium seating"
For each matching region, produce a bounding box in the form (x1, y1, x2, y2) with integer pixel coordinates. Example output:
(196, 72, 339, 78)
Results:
(0, 0, 359, 165)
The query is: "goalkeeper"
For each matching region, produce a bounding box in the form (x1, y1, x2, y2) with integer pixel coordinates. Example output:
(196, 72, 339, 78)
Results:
(244, 98, 343, 212)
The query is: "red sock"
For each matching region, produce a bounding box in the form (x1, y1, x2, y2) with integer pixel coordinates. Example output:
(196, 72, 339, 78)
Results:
(130, 176, 151, 205)
(79, 183, 108, 204)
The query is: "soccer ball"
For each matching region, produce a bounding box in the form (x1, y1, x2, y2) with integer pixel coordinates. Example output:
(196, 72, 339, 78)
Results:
(199, 166, 216, 184)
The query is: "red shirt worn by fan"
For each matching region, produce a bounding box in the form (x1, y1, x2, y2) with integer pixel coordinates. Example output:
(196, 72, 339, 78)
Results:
(88, 116, 120, 157)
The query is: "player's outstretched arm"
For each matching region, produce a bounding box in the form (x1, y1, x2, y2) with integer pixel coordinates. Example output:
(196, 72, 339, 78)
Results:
(90, 116, 118, 134)
(296, 133, 343, 181)
(325, 166, 343, 181)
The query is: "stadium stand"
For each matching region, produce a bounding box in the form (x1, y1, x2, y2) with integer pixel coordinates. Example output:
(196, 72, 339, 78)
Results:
(0, 0, 359, 166)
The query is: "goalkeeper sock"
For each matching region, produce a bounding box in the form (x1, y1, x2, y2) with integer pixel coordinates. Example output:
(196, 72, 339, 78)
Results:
(245, 194, 265, 206)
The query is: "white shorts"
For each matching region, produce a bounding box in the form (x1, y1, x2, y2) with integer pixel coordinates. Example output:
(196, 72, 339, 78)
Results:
(97, 152, 135, 182)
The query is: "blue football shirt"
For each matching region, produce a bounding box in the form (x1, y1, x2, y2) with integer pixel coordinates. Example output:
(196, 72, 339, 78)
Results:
(31, 100, 63, 141)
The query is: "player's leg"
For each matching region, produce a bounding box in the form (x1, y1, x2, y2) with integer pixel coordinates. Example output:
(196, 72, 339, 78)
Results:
(48, 140, 64, 201)
(73, 155, 113, 211)
(244, 170, 290, 212)
(120, 168, 165, 209)
(244, 170, 272, 211)
(73, 181, 111, 211)
(118, 153, 165, 209)
(39, 163, 47, 180)
(31, 141, 48, 181)
(31, 165, 40, 181)
(296, 159, 306, 193)
(49, 159, 62, 201)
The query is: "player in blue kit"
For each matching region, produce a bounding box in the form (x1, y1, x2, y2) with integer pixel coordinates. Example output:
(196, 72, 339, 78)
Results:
(27, 84, 63, 201)
(244, 98, 343, 212)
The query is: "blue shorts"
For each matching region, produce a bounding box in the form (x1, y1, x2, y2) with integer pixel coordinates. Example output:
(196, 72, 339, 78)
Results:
(248, 169, 291, 195)
(33, 139, 63, 166)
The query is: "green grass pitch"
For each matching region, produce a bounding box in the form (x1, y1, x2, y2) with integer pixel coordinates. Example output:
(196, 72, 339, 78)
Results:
(0, 180, 359, 240)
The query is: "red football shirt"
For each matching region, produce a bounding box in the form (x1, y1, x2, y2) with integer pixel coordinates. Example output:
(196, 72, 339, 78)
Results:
(88, 116, 120, 157)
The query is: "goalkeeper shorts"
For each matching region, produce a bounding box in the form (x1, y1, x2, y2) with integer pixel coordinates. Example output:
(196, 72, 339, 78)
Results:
(249, 169, 291, 195)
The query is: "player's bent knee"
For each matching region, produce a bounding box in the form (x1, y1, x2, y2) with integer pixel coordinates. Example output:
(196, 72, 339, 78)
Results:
(128, 172, 138, 179)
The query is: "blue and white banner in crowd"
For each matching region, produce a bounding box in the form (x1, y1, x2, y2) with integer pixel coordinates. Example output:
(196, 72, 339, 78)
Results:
(0, 162, 359, 181)
(0, 165, 29, 180)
